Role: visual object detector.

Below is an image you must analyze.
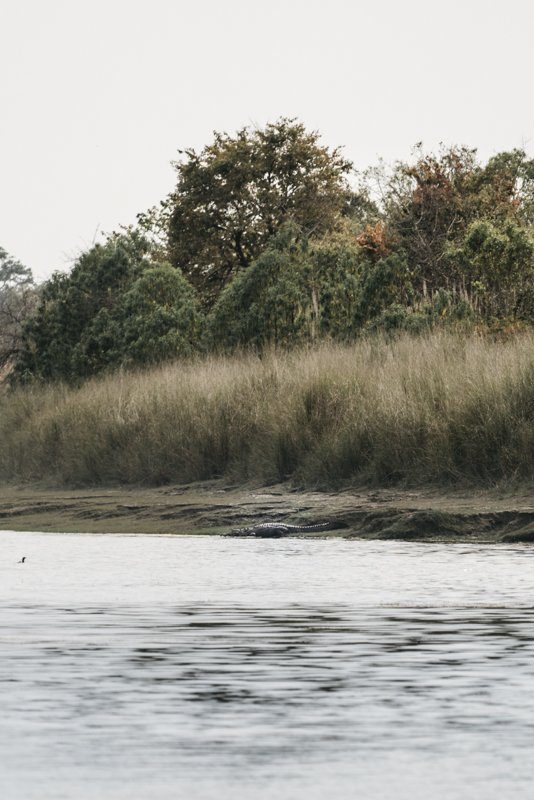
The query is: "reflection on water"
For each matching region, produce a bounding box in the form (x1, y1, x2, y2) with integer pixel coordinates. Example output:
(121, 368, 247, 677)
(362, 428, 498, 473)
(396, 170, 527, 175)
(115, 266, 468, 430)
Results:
(2, 532, 534, 799)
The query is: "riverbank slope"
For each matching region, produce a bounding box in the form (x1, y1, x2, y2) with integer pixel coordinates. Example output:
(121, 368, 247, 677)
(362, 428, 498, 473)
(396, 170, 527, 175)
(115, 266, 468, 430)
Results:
(2, 482, 534, 543)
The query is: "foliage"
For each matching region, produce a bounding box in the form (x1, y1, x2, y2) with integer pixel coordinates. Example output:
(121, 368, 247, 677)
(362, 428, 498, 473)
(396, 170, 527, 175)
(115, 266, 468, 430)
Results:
(13, 234, 148, 382)
(370, 145, 534, 294)
(205, 225, 312, 349)
(206, 223, 364, 349)
(0, 248, 37, 373)
(355, 252, 412, 324)
(445, 219, 534, 317)
(166, 118, 352, 305)
(92, 264, 201, 368)
(13, 234, 202, 382)
(309, 223, 363, 339)
(9, 128, 534, 382)
(0, 247, 33, 288)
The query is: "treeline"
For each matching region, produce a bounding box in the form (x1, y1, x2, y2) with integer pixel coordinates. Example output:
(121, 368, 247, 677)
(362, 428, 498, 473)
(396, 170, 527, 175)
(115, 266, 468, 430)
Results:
(8, 118, 534, 383)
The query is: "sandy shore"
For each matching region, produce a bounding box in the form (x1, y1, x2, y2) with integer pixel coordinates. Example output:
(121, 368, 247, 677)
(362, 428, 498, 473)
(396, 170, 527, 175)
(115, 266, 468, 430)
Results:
(1, 481, 534, 542)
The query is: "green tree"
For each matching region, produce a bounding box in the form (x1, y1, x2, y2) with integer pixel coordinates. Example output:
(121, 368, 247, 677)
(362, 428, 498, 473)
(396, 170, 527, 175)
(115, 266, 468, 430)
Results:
(368, 145, 534, 298)
(206, 225, 311, 349)
(355, 252, 412, 325)
(446, 220, 534, 317)
(206, 223, 365, 349)
(13, 233, 203, 382)
(0, 248, 37, 373)
(311, 223, 364, 339)
(80, 264, 202, 369)
(14, 233, 151, 381)
(164, 118, 352, 305)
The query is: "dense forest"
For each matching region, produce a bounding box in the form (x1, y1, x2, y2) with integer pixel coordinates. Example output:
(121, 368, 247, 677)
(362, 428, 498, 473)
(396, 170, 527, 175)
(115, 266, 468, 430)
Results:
(3, 118, 534, 383)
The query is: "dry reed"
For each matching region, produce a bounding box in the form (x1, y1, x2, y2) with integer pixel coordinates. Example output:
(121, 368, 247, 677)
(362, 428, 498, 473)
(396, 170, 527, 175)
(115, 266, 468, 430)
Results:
(2, 332, 534, 488)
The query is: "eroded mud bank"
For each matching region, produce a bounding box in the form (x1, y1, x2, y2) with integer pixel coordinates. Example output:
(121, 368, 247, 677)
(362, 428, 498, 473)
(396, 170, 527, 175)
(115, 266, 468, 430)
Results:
(2, 482, 534, 542)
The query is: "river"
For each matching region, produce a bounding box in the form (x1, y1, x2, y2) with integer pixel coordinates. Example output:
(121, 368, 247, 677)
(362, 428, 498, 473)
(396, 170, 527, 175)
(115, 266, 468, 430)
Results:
(2, 531, 534, 799)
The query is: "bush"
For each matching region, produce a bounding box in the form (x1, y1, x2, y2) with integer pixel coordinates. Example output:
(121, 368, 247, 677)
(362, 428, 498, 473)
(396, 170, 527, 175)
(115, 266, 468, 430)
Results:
(13, 235, 203, 382)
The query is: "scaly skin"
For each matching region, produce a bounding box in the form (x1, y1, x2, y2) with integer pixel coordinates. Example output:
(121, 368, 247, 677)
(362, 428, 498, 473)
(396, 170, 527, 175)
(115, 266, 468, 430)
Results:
(228, 522, 332, 538)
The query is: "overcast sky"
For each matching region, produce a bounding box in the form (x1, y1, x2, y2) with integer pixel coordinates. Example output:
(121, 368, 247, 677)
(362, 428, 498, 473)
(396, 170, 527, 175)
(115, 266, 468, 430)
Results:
(1, 0, 533, 281)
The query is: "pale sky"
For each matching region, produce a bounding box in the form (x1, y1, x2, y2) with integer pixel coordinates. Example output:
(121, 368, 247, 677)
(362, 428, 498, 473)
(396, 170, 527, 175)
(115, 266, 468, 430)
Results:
(1, 0, 533, 282)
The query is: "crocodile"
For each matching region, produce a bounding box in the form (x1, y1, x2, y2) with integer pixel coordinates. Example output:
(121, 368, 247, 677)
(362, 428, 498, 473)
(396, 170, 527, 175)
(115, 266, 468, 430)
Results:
(228, 521, 333, 538)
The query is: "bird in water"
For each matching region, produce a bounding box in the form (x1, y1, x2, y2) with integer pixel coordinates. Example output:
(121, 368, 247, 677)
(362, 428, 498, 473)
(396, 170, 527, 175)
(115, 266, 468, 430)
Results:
(18, 556, 26, 563)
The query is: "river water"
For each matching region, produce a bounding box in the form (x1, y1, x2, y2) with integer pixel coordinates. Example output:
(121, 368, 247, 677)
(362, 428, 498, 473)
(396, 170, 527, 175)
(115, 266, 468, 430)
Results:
(2, 531, 534, 799)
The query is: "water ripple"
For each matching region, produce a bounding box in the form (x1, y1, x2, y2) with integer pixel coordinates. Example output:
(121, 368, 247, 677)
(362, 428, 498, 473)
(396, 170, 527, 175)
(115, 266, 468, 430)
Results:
(2, 532, 534, 799)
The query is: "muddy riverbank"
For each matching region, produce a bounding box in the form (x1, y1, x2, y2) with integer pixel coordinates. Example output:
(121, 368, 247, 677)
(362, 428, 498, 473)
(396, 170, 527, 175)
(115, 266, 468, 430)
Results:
(1, 482, 534, 542)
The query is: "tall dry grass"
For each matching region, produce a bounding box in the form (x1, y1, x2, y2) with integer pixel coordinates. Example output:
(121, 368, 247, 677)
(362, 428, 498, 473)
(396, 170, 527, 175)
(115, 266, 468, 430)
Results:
(2, 331, 534, 488)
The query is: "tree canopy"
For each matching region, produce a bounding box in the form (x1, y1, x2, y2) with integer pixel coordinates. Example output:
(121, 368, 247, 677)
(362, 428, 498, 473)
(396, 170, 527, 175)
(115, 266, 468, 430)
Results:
(9, 126, 534, 384)
(0, 248, 36, 372)
(368, 145, 534, 298)
(163, 118, 352, 305)
(13, 234, 201, 382)
(206, 223, 364, 349)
